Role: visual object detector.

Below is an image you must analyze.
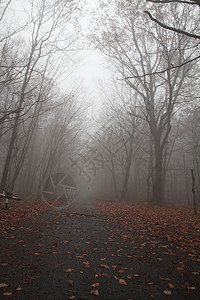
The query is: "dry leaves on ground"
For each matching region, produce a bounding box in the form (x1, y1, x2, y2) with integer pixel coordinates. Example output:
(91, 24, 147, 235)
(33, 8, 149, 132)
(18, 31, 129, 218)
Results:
(0, 203, 48, 236)
(98, 202, 200, 256)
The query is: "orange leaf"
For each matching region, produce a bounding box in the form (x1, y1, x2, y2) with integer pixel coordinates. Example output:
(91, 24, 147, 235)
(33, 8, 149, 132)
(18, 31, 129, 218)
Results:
(100, 264, 109, 268)
(160, 277, 171, 281)
(1, 263, 8, 267)
(92, 283, 99, 288)
(3, 292, 12, 296)
(0, 283, 8, 288)
(66, 268, 73, 273)
(119, 279, 127, 285)
(112, 265, 117, 269)
(164, 290, 172, 295)
(83, 262, 90, 268)
(67, 280, 74, 286)
(168, 283, 175, 289)
(90, 289, 99, 296)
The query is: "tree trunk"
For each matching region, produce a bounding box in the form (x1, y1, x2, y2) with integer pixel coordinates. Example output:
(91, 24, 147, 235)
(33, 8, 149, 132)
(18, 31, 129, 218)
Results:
(152, 141, 164, 205)
(1, 107, 21, 189)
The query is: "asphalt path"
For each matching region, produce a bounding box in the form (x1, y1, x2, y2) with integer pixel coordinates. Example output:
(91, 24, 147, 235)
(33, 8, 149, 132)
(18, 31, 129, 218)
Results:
(0, 200, 200, 299)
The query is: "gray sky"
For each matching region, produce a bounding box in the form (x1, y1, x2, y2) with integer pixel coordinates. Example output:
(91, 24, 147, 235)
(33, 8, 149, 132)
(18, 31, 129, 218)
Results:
(59, 0, 112, 114)
(9, 0, 112, 114)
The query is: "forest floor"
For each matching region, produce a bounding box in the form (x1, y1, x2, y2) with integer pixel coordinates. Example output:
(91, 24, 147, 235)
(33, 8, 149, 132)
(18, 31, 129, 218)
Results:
(0, 199, 200, 299)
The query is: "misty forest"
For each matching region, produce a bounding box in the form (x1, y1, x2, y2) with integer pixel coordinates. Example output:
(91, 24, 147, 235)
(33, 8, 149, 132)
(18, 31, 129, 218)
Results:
(0, 0, 200, 299)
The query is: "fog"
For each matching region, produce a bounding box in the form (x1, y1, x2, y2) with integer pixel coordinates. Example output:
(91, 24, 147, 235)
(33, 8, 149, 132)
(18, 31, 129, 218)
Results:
(0, 0, 199, 209)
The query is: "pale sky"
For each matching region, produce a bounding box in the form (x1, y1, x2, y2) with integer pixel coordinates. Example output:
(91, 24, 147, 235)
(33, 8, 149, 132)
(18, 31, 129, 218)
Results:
(59, 0, 112, 115)
(8, 0, 111, 114)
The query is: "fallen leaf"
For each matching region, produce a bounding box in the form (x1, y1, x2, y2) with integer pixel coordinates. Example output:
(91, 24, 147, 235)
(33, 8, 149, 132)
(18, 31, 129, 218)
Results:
(168, 283, 175, 289)
(160, 277, 171, 281)
(92, 283, 99, 288)
(112, 265, 117, 269)
(83, 262, 90, 268)
(69, 296, 75, 299)
(118, 279, 127, 285)
(187, 287, 195, 290)
(67, 280, 74, 286)
(102, 273, 110, 277)
(90, 289, 99, 296)
(100, 264, 109, 269)
(16, 287, 22, 291)
(3, 292, 12, 296)
(66, 268, 73, 273)
(1, 263, 8, 267)
(0, 283, 8, 288)
(164, 290, 172, 295)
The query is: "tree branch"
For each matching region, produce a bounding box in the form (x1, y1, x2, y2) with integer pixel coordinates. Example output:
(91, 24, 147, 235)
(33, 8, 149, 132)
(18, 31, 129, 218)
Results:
(124, 55, 200, 78)
(146, 0, 200, 5)
(144, 11, 200, 39)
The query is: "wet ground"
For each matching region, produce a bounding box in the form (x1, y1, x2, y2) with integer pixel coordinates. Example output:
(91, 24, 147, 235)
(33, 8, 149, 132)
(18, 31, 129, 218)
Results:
(0, 199, 200, 299)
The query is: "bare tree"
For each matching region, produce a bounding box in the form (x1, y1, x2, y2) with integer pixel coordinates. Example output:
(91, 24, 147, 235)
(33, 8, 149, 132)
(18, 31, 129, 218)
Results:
(0, 0, 80, 190)
(96, 83, 147, 202)
(90, 0, 199, 204)
(144, 0, 200, 69)
(144, 0, 200, 39)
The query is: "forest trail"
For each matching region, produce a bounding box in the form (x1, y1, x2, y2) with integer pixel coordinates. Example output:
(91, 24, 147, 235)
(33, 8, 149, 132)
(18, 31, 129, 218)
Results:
(0, 200, 200, 299)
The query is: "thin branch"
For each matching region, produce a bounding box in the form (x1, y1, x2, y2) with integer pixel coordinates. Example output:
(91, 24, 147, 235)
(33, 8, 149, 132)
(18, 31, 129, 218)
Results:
(0, 0, 12, 22)
(146, 0, 200, 5)
(144, 11, 200, 40)
(123, 55, 200, 78)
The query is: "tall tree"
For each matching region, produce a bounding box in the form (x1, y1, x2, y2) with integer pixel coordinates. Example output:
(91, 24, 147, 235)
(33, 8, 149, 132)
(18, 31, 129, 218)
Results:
(90, 0, 199, 204)
(0, 0, 80, 190)
(144, 0, 200, 69)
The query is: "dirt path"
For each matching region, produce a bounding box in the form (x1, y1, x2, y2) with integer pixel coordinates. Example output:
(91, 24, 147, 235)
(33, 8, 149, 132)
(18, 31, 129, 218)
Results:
(0, 200, 200, 299)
